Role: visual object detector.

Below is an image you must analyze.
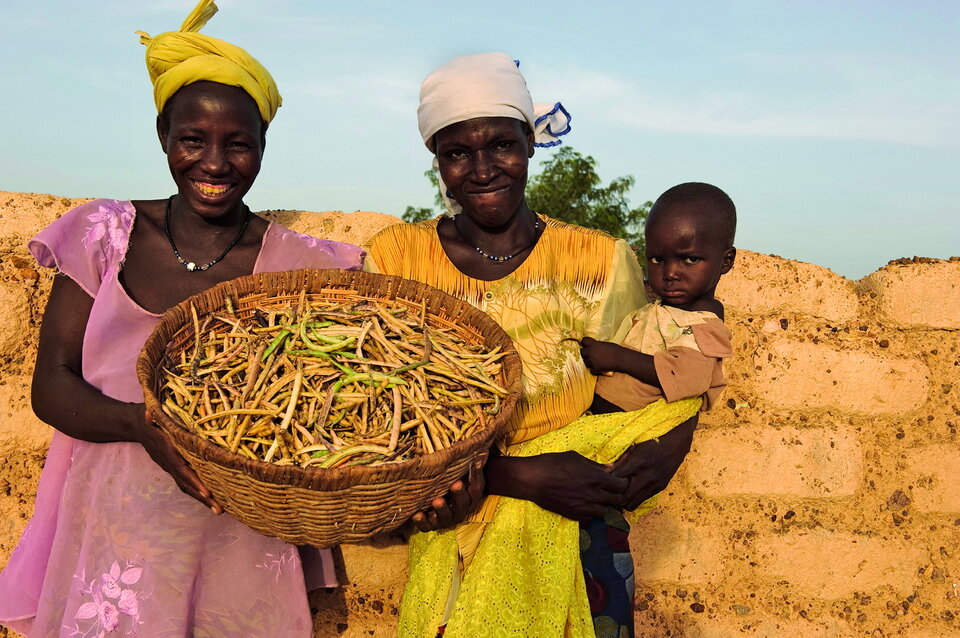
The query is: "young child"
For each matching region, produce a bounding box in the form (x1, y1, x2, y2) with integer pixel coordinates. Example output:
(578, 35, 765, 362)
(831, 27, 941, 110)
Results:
(581, 182, 737, 414)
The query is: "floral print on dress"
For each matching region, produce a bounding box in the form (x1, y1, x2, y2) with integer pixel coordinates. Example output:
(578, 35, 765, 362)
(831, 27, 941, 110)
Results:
(256, 547, 298, 582)
(82, 201, 134, 270)
(483, 277, 593, 399)
(67, 559, 145, 637)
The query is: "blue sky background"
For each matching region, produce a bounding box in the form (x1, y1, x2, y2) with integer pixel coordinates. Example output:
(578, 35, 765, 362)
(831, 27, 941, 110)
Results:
(1, 1, 957, 279)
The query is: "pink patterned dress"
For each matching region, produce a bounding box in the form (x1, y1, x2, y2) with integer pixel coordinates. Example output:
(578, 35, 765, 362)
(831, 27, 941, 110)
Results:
(0, 199, 365, 638)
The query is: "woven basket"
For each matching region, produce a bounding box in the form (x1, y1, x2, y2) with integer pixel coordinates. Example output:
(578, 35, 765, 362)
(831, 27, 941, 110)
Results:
(137, 269, 522, 546)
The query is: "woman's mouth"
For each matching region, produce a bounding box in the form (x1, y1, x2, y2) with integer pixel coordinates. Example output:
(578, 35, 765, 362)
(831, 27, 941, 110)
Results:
(466, 184, 509, 197)
(193, 181, 233, 197)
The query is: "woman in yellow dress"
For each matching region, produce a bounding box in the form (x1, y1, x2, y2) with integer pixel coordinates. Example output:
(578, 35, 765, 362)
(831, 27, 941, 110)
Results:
(365, 52, 700, 637)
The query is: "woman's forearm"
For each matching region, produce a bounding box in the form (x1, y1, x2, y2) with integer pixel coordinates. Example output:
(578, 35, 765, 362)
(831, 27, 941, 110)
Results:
(484, 454, 530, 500)
(31, 362, 144, 443)
(31, 273, 146, 444)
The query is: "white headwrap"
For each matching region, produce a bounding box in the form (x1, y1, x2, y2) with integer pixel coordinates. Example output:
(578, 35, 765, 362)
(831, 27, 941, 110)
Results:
(417, 52, 572, 215)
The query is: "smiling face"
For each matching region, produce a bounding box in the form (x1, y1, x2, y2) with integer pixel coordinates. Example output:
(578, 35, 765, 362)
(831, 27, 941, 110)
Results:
(434, 116, 535, 230)
(644, 201, 736, 310)
(158, 81, 264, 221)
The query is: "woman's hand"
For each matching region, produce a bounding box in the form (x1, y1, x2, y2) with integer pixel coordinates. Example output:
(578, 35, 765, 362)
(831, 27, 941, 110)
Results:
(486, 451, 628, 522)
(409, 452, 488, 533)
(135, 407, 222, 514)
(579, 337, 623, 375)
(610, 415, 697, 510)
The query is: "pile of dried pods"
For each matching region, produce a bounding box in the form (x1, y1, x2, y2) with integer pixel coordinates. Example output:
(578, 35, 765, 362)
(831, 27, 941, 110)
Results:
(159, 292, 508, 469)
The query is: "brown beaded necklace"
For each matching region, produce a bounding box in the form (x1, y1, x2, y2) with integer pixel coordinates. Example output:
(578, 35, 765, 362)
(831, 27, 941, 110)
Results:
(452, 213, 541, 263)
(163, 196, 250, 272)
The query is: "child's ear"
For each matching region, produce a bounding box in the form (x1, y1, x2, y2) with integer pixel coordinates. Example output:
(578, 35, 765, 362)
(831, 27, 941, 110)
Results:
(720, 247, 736, 274)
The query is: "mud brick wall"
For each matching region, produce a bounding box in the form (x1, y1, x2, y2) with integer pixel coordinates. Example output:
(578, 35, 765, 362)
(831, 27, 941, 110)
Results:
(1, 191, 957, 637)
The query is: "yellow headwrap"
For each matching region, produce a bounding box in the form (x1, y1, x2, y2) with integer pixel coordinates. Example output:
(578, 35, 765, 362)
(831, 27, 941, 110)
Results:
(136, 0, 282, 123)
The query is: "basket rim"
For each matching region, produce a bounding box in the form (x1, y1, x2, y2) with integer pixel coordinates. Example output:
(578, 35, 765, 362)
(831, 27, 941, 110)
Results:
(137, 268, 522, 489)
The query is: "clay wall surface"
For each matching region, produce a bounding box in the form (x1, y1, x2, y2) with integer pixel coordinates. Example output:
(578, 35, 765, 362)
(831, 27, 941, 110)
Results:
(1, 191, 957, 637)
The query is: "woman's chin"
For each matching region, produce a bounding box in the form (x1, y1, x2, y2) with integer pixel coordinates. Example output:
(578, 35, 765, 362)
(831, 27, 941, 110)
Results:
(460, 201, 526, 228)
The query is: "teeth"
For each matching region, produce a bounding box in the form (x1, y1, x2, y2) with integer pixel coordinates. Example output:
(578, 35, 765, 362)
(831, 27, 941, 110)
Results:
(196, 182, 229, 196)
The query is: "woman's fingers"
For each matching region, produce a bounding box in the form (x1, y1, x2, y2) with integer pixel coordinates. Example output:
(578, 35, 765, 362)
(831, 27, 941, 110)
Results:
(446, 480, 471, 519)
(172, 455, 222, 514)
(610, 416, 697, 509)
(141, 407, 222, 514)
(411, 510, 436, 533)
(430, 491, 455, 529)
(408, 466, 488, 533)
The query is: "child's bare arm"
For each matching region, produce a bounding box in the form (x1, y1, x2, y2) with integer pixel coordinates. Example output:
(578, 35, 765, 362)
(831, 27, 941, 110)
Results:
(688, 297, 725, 320)
(580, 337, 661, 388)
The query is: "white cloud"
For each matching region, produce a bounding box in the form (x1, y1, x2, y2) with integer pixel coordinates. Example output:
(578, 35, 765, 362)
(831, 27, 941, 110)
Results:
(539, 67, 959, 149)
(284, 69, 420, 116)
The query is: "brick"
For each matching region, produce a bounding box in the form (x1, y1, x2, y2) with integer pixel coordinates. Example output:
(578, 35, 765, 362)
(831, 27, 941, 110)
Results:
(755, 530, 925, 598)
(902, 445, 960, 513)
(0, 280, 31, 359)
(753, 341, 929, 414)
(905, 629, 960, 638)
(717, 250, 858, 322)
(339, 538, 408, 590)
(0, 192, 87, 242)
(0, 375, 50, 455)
(687, 426, 862, 498)
(674, 614, 850, 638)
(631, 509, 727, 586)
(260, 209, 401, 247)
(859, 260, 960, 329)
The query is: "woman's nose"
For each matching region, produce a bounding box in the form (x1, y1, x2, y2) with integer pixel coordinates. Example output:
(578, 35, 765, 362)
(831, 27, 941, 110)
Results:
(199, 144, 228, 174)
(472, 151, 495, 181)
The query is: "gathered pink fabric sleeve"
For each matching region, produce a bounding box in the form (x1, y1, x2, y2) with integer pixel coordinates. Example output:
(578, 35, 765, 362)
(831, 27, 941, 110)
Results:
(28, 199, 135, 298)
(256, 223, 365, 273)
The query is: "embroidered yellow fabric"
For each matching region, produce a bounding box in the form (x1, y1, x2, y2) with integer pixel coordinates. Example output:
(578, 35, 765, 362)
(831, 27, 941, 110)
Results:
(400, 398, 701, 637)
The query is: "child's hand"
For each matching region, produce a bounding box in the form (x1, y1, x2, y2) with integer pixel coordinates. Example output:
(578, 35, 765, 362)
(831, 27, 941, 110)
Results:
(579, 337, 623, 376)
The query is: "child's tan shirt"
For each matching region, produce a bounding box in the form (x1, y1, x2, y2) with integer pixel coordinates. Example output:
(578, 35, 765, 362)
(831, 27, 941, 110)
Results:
(594, 301, 732, 412)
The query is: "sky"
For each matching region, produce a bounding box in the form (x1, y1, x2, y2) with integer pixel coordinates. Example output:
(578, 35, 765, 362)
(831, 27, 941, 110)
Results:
(1, 1, 957, 280)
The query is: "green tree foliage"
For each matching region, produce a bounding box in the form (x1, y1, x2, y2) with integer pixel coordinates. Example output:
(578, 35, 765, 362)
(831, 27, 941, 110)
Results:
(526, 147, 650, 251)
(401, 170, 442, 223)
(402, 147, 650, 252)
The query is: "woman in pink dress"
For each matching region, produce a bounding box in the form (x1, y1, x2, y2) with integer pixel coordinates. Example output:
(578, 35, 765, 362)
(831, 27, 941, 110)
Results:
(0, 2, 363, 636)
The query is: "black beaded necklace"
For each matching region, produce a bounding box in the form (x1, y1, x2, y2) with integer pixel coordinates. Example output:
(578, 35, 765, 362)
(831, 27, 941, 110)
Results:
(163, 196, 250, 272)
(452, 214, 542, 263)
